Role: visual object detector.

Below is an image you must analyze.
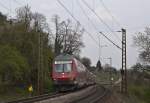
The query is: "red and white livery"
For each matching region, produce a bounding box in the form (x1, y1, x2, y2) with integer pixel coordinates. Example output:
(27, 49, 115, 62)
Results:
(52, 54, 95, 91)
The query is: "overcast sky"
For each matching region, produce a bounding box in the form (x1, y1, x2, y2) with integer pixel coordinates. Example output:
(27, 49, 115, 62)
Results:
(0, 0, 150, 69)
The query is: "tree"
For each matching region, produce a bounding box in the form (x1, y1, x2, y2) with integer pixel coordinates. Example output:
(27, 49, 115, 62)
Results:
(131, 63, 143, 72)
(81, 57, 91, 68)
(52, 15, 84, 56)
(0, 45, 29, 84)
(52, 15, 63, 56)
(103, 64, 117, 73)
(0, 12, 7, 25)
(0, 6, 54, 93)
(16, 5, 32, 30)
(32, 12, 49, 32)
(61, 21, 84, 55)
(133, 27, 150, 63)
(96, 60, 102, 71)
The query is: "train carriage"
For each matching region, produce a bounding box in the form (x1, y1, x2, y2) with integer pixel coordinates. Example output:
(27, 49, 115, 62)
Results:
(52, 54, 95, 91)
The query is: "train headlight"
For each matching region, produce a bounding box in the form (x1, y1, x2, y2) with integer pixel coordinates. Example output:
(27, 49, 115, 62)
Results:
(53, 78, 57, 81)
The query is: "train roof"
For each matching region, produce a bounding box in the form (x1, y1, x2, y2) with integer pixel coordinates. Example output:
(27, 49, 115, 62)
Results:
(55, 54, 75, 61)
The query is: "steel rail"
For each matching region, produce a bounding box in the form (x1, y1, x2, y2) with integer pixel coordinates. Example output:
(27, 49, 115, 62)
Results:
(70, 84, 110, 103)
(7, 92, 66, 103)
(7, 85, 95, 103)
(69, 86, 97, 103)
(90, 86, 110, 103)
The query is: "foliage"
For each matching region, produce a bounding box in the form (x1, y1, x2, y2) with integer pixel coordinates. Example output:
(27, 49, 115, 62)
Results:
(103, 64, 117, 73)
(43, 76, 54, 93)
(0, 12, 7, 25)
(133, 27, 150, 63)
(0, 6, 54, 95)
(128, 66, 150, 103)
(81, 57, 91, 68)
(129, 81, 150, 103)
(0, 5, 84, 96)
(0, 45, 29, 84)
(131, 63, 144, 72)
(52, 15, 84, 56)
(96, 60, 102, 71)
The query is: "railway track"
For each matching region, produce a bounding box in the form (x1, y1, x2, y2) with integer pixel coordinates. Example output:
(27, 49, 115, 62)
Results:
(70, 84, 111, 103)
(7, 92, 66, 103)
(6, 85, 109, 103)
(6, 85, 94, 103)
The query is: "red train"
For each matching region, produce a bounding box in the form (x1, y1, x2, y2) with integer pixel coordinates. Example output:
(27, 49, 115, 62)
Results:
(52, 54, 95, 91)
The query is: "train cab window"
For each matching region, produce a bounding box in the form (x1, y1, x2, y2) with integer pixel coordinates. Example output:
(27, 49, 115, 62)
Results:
(64, 64, 72, 72)
(55, 63, 72, 73)
(55, 64, 63, 72)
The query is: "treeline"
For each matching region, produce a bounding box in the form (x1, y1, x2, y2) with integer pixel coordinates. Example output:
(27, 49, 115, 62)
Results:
(0, 5, 84, 94)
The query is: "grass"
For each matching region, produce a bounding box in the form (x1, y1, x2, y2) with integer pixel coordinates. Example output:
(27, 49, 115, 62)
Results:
(0, 86, 30, 102)
(128, 77, 150, 103)
(95, 71, 120, 84)
(0, 79, 54, 102)
(129, 85, 150, 103)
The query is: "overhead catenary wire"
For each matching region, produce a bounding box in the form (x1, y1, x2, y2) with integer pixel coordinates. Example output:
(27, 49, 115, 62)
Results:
(99, 32, 122, 50)
(76, 1, 108, 64)
(81, 0, 121, 42)
(99, 0, 122, 28)
(99, 57, 107, 64)
(13, 0, 23, 5)
(0, 1, 9, 11)
(76, 0, 98, 31)
(56, 0, 99, 46)
(56, 0, 121, 65)
(76, 0, 121, 50)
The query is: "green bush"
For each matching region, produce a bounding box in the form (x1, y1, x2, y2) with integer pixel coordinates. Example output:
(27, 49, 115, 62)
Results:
(0, 45, 29, 85)
(129, 84, 150, 103)
(143, 87, 150, 103)
(44, 76, 54, 93)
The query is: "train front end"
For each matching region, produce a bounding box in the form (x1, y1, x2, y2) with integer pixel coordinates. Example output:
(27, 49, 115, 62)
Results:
(52, 57, 77, 91)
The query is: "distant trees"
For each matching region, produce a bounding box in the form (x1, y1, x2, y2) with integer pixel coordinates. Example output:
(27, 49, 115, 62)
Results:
(103, 64, 117, 73)
(0, 12, 7, 25)
(96, 60, 102, 71)
(133, 27, 150, 63)
(81, 57, 91, 68)
(131, 63, 150, 72)
(131, 63, 143, 72)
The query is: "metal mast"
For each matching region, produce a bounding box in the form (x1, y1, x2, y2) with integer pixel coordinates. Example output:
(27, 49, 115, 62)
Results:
(121, 28, 127, 93)
(38, 31, 44, 95)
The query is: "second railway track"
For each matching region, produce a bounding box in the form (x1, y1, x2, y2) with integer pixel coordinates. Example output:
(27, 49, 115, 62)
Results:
(70, 84, 110, 103)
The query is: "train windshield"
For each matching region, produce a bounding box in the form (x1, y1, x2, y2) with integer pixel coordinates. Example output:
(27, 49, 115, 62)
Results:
(55, 64, 63, 72)
(55, 63, 72, 73)
(64, 64, 72, 72)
